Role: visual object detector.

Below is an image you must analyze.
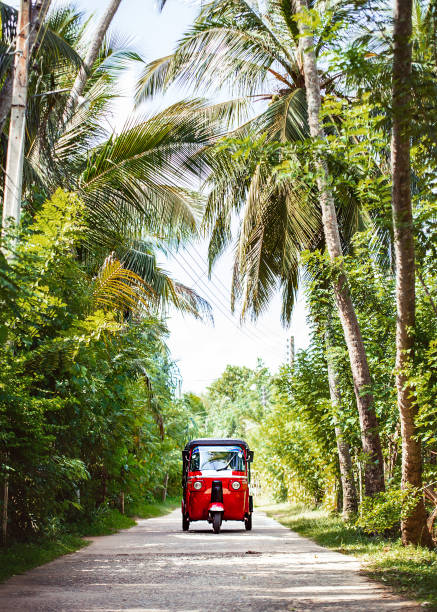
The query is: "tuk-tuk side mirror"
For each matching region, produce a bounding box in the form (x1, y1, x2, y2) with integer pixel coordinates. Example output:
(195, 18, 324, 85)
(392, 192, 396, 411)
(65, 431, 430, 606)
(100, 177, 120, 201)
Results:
(247, 450, 254, 463)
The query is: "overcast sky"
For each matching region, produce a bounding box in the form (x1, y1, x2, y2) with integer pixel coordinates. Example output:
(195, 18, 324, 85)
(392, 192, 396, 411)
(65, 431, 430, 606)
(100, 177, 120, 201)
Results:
(24, 0, 311, 392)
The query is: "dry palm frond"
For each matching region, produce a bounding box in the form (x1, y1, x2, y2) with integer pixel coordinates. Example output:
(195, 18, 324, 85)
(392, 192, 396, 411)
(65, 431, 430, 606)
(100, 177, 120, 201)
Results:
(92, 253, 156, 314)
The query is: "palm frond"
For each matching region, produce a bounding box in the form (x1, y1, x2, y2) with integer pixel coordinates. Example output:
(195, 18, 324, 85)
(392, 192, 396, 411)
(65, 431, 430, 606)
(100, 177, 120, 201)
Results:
(39, 27, 83, 70)
(135, 0, 301, 103)
(118, 240, 212, 321)
(92, 254, 156, 313)
(77, 100, 221, 243)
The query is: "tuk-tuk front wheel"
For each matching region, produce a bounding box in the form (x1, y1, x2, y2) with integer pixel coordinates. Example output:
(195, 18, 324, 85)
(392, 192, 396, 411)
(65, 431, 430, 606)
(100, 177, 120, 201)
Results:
(182, 514, 190, 531)
(212, 512, 222, 534)
(245, 514, 252, 531)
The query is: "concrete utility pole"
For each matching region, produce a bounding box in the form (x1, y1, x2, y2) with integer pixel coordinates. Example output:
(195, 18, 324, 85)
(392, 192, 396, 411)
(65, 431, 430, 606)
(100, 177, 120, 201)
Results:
(286, 336, 295, 368)
(2, 0, 31, 232)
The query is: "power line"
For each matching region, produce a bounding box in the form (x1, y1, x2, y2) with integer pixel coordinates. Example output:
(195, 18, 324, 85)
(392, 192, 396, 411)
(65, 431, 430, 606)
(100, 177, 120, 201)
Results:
(190, 242, 285, 334)
(174, 249, 264, 345)
(173, 248, 281, 352)
(174, 248, 281, 351)
(178, 244, 285, 349)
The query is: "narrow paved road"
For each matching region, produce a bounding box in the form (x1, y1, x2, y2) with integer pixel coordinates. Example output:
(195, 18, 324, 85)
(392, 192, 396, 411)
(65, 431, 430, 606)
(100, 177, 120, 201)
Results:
(0, 509, 418, 611)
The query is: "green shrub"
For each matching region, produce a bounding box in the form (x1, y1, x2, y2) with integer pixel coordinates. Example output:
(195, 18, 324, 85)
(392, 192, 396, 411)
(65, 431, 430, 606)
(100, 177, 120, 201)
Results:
(357, 485, 420, 534)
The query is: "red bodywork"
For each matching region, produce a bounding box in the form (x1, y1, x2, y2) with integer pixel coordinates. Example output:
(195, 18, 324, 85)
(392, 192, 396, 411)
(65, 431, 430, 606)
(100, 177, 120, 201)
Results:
(186, 470, 249, 521)
(182, 444, 251, 524)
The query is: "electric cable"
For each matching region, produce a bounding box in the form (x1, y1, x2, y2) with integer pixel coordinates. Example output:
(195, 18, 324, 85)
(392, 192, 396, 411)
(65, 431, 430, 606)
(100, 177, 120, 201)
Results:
(175, 249, 285, 352)
(172, 248, 281, 352)
(175, 244, 285, 350)
(190, 242, 291, 339)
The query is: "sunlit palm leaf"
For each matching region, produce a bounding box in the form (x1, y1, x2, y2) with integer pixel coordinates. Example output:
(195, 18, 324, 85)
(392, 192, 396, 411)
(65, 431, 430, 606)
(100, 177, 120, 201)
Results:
(92, 255, 156, 314)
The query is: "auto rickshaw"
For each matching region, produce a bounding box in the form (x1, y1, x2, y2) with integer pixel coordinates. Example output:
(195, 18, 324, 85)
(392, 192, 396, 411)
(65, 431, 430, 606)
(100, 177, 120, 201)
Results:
(181, 438, 254, 534)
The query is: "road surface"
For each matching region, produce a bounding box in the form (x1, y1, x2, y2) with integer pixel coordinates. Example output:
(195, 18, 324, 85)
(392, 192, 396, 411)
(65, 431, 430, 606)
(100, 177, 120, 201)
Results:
(0, 509, 418, 611)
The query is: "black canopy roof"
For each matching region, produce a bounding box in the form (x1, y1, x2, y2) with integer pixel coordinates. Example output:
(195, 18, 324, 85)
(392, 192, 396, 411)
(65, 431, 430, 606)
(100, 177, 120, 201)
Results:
(184, 438, 250, 451)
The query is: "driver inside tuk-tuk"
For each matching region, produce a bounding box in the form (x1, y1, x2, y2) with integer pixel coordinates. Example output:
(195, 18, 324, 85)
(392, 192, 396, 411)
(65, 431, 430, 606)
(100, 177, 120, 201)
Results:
(190, 445, 245, 472)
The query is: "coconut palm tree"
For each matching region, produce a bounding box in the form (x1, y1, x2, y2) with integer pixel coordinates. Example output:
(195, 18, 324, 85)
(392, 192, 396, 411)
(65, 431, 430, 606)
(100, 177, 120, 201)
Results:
(390, 0, 434, 547)
(292, 0, 385, 496)
(64, 0, 122, 121)
(137, 0, 386, 496)
(0, 3, 220, 318)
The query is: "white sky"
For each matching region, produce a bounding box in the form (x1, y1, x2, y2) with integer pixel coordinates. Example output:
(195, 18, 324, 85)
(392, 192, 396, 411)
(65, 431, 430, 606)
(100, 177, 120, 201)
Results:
(36, 0, 311, 392)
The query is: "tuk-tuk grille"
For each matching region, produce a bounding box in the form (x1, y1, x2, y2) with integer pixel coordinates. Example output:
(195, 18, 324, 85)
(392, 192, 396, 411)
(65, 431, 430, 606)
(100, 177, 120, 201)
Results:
(211, 480, 223, 503)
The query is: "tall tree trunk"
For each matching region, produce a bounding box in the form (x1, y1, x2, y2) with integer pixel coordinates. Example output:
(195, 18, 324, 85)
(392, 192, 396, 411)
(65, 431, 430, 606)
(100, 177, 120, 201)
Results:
(1, 455, 8, 547)
(2, 475, 8, 546)
(417, 269, 437, 317)
(294, 0, 385, 496)
(2, 0, 31, 231)
(63, 0, 122, 122)
(0, 1, 52, 137)
(162, 473, 169, 502)
(325, 333, 358, 517)
(391, 0, 433, 547)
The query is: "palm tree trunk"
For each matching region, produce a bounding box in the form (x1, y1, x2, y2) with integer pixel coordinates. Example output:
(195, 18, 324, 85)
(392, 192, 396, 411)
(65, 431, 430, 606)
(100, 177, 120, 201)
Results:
(1, 454, 8, 546)
(294, 0, 385, 496)
(2, 0, 31, 231)
(325, 333, 358, 517)
(391, 0, 433, 547)
(63, 0, 122, 121)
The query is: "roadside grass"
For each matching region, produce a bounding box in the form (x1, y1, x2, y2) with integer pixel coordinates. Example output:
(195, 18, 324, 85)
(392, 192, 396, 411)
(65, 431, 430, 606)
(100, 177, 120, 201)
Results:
(259, 502, 437, 609)
(75, 507, 136, 537)
(127, 495, 179, 519)
(0, 496, 180, 584)
(0, 534, 88, 583)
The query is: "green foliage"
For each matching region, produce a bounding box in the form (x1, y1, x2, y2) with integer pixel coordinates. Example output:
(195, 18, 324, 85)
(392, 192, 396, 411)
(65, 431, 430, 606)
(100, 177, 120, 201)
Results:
(126, 496, 179, 519)
(0, 535, 89, 583)
(0, 190, 196, 542)
(357, 487, 421, 535)
(258, 355, 338, 506)
(76, 508, 136, 537)
(202, 362, 272, 440)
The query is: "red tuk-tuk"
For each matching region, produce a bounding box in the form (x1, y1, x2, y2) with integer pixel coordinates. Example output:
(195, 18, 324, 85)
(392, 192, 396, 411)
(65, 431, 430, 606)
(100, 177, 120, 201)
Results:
(181, 438, 254, 534)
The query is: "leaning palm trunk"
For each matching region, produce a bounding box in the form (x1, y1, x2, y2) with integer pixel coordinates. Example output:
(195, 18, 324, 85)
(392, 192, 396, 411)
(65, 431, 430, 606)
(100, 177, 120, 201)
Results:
(391, 0, 433, 547)
(63, 0, 122, 121)
(325, 332, 358, 517)
(294, 0, 385, 496)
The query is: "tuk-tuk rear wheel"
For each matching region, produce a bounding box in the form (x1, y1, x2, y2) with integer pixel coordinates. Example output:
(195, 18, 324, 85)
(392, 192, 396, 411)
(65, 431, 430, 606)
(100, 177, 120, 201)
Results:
(212, 512, 221, 534)
(245, 514, 252, 531)
(182, 514, 190, 531)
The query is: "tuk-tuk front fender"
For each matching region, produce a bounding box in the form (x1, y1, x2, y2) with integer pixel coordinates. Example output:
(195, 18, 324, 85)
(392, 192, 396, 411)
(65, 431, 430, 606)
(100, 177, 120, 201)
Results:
(208, 503, 224, 513)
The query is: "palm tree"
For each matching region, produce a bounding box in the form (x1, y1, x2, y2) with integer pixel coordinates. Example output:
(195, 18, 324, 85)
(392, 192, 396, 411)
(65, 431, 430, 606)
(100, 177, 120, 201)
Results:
(64, 0, 122, 121)
(0, 4, 221, 317)
(137, 0, 385, 496)
(390, 0, 433, 547)
(290, 0, 384, 496)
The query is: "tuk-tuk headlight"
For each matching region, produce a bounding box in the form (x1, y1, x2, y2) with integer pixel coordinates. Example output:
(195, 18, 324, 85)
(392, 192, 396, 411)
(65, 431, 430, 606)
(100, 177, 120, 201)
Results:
(231, 481, 241, 490)
(193, 480, 203, 490)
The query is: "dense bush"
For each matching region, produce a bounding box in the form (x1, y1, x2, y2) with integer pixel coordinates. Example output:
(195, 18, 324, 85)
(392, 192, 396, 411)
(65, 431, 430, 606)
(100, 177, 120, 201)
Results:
(0, 191, 192, 541)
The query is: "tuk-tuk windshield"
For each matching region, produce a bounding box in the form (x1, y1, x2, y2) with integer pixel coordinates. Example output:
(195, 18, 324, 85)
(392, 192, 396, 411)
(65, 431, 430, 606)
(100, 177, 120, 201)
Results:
(190, 445, 245, 472)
